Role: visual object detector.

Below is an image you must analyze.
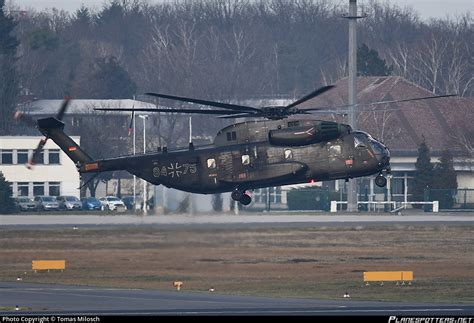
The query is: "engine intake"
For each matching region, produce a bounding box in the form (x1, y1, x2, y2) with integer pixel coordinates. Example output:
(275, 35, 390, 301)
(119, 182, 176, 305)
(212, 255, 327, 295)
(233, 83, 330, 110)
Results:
(268, 121, 351, 146)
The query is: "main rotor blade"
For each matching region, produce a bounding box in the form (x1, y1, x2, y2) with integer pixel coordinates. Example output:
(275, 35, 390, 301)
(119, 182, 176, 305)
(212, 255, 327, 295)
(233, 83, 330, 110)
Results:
(302, 93, 458, 111)
(56, 97, 71, 121)
(285, 85, 335, 109)
(361, 93, 458, 106)
(145, 92, 261, 113)
(217, 113, 259, 119)
(95, 107, 246, 115)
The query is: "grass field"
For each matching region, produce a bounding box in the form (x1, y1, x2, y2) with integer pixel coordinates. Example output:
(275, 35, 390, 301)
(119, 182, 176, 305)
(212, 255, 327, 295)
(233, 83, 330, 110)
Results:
(1, 224, 473, 303)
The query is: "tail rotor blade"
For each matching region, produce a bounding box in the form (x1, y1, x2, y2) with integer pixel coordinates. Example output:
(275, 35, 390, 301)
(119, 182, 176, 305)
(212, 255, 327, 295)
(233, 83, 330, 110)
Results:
(55, 97, 71, 121)
(14, 111, 37, 128)
(27, 137, 48, 169)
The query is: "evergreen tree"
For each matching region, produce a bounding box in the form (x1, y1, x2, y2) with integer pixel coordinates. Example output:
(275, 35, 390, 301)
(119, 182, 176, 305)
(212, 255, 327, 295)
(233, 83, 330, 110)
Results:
(90, 56, 137, 99)
(74, 5, 92, 26)
(0, 0, 19, 134)
(0, 171, 15, 213)
(357, 43, 393, 76)
(432, 149, 458, 208)
(433, 149, 458, 190)
(411, 139, 433, 205)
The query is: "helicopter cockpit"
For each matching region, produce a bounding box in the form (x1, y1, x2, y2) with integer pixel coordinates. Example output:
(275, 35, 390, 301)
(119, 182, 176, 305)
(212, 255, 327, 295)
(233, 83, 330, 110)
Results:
(353, 131, 390, 169)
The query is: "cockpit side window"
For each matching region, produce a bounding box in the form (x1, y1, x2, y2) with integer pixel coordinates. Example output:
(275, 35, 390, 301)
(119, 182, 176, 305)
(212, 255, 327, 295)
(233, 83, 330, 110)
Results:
(354, 136, 367, 148)
(241, 154, 250, 165)
(369, 139, 385, 154)
(207, 158, 216, 169)
(328, 145, 341, 156)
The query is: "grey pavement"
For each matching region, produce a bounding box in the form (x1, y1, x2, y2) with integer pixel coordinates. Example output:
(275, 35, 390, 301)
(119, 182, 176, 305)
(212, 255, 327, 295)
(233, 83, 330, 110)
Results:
(0, 282, 472, 316)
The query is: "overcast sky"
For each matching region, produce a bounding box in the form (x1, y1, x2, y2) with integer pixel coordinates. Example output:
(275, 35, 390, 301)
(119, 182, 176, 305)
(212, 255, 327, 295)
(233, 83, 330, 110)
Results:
(9, 0, 474, 20)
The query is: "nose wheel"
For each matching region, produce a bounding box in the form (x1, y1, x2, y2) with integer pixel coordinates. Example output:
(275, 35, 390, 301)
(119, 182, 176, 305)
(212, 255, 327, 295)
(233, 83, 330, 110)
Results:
(375, 174, 387, 187)
(231, 189, 252, 205)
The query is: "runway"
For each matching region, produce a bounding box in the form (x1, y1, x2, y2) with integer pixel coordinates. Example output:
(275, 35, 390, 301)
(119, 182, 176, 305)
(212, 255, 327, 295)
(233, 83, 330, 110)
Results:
(1, 213, 473, 229)
(0, 282, 473, 316)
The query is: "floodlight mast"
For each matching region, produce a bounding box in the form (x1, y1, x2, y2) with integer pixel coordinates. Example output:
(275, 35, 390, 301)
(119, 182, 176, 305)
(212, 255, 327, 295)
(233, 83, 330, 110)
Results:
(139, 114, 148, 212)
(344, 0, 366, 212)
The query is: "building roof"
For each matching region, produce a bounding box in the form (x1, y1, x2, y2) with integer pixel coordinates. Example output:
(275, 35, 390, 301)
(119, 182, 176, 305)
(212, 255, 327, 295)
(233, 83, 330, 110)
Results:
(301, 76, 474, 153)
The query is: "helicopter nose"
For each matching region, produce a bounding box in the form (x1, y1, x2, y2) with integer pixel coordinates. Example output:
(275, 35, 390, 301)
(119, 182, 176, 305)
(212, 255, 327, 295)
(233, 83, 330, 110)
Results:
(376, 142, 390, 168)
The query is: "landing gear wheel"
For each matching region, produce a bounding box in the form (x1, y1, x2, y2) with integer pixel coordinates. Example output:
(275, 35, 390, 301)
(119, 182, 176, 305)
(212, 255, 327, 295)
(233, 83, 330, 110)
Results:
(375, 174, 387, 187)
(239, 194, 252, 206)
(231, 189, 243, 201)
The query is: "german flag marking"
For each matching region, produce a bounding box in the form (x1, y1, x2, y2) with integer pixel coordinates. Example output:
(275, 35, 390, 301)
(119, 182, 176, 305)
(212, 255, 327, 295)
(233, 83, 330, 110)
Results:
(85, 163, 99, 171)
(68, 146, 77, 152)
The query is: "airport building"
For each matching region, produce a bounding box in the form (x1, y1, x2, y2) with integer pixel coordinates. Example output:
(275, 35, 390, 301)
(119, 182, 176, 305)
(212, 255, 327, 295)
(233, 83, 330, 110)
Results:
(0, 136, 81, 198)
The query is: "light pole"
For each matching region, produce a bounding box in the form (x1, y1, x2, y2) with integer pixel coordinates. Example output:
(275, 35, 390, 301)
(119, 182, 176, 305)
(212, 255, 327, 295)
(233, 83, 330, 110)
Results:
(139, 114, 148, 212)
(132, 97, 136, 211)
(344, 0, 365, 212)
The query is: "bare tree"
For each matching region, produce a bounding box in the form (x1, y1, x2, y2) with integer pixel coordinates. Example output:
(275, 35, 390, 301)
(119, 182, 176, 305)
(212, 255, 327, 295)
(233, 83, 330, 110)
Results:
(411, 33, 448, 94)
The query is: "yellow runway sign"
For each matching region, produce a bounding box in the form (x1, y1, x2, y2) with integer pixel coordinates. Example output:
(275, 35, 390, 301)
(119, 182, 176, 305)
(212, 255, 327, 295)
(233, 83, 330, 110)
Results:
(32, 260, 66, 271)
(364, 271, 413, 282)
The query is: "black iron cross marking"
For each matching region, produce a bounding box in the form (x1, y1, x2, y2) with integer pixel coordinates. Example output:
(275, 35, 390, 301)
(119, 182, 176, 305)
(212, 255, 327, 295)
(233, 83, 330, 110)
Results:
(168, 162, 183, 178)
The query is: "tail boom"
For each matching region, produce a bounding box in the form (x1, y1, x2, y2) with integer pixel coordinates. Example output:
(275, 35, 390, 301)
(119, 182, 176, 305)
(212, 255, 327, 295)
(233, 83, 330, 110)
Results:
(37, 117, 93, 166)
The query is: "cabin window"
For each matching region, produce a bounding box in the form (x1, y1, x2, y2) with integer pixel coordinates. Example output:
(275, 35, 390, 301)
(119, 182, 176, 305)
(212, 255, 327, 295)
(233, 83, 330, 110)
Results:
(328, 145, 341, 156)
(284, 149, 293, 159)
(207, 158, 216, 169)
(241, 154, 250, 165)
(226, 131, 237, 141)
(287, 121, 300, 127)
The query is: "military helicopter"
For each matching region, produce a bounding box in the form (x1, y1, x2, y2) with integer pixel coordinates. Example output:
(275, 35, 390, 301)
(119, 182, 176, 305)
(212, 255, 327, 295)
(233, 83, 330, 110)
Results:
(14, 85, 454, 205)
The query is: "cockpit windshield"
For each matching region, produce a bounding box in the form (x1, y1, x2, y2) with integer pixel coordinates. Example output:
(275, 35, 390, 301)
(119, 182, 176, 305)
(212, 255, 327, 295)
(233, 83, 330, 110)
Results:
(354, 131, 386, 155)
(369, 139, 385, 155)
(353, 131, 370, 148)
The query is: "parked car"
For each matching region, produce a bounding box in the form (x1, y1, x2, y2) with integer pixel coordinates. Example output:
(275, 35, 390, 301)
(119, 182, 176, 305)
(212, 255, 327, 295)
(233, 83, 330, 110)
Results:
(14, 197, 37, 212)
(56, 196, 82, 210)
(98, 196, 126, 211)
(121, 196, 136, 210)
(81, 197, 102, 211)
(34, 196, 60, 211)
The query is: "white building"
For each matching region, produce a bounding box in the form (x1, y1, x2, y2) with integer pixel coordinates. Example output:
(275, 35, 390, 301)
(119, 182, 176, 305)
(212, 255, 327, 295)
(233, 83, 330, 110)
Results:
(0, 136, 81, 198)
